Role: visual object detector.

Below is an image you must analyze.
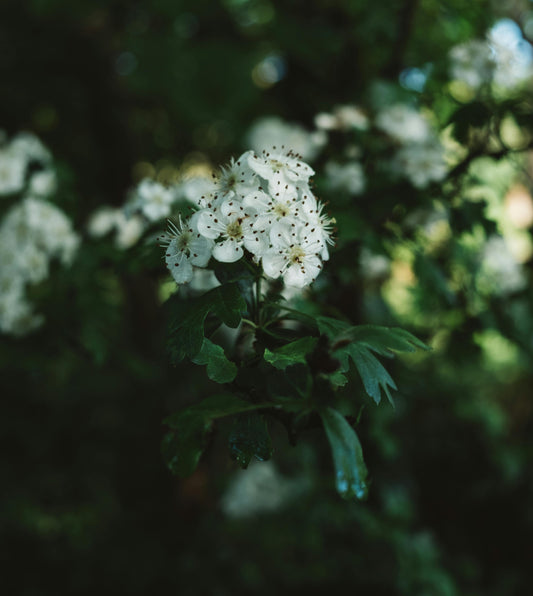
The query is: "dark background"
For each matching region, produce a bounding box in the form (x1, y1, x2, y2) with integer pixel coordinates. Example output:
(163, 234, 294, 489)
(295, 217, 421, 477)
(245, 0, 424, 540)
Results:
(2, 1, 533, 594)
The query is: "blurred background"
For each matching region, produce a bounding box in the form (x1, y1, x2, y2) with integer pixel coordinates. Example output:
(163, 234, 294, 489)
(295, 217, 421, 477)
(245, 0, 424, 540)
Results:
(2, 0, 533, 594)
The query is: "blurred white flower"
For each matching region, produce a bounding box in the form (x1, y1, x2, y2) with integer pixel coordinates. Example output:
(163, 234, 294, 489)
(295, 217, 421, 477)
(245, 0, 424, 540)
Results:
(133, 179, 176, 221)
(359, 248, 391, 281)
(394, 137, 447, 189)
(9, 132, 52, 164)
(114, 212, 145, 249)
(315, 104, 369, 132)
(0, 196, 79, 336)
(324, 160, 366, 195)
(478, 235, 527, 296)
(376, 104, 432, 144)
(29, 169, 57, 196)
(221, 461, 303, 518)
(247, 116, 326, 162)
(0, 149, 26, 196)
(449, 40, 495, 90)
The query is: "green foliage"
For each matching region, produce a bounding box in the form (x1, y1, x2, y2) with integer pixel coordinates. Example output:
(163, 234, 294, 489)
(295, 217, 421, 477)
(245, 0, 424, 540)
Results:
(163, 394, 269, 477)
(192, 338, 238, 384)
(228, 412, 273, 468)
(321, 407, 368, 501)
(317, 317, 429, 404)
(167, 282, 246, 363)
(264, 337, 318, 370)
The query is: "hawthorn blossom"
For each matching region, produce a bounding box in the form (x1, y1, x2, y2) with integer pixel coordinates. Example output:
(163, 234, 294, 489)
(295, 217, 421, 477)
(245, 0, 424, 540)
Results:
(133, 179, 175, 221)
(248, 149, 314, 195)
(262, 221, 323, 288)
(214, 151, 258, 199)
(196, 199, 257, 263)
(375, 104, 432, 144)
(0, 149, 26, 196)
(159, 214, 213, 284)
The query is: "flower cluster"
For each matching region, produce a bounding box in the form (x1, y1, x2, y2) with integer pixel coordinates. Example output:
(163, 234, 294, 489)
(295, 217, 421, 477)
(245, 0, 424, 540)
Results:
(376, 104, 448, 189)
(0, 132, 78, 336)
(160, 149, 335, 288)
(0, 131, 55, 198)
(0, 197, 79, 335)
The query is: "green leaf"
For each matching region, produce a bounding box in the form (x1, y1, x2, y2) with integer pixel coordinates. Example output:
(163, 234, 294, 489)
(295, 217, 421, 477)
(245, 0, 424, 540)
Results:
(339, 325, 430, 357)
(192, 338, 238, 383)
(317, 315, 350, 339)
(264, 337, 318, 370)
(163, 394, 270, 477)
(321, 407, 368, 501)
(317, 317, 429, 403)
(167, 283, 247, 362)
(228, 412, 273, 468)
(338, 343, 397, 405)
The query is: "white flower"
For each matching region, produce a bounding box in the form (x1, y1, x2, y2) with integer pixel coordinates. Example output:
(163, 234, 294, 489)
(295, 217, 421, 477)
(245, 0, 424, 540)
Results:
(221, 461, 302, 518)
(87, 207, 120, 237)
(478, 235, 527, 295)
(160, 214, 213, 284)
(9, 132, 52, 164)
(324, 160, 366, 195)
(262, 221, 323, 288)
(178, 175, 219, 207)
(134, 179, 175, 221)
(214, 151, 258, 199)
(0, 149, 26, 196)
(449, 39, 495, 90)
(197, 199, 257, 263)
(315, 105, 369, 132)
(0, 194, 79, 336)
(247, 149, 315, 195)
(29, 169, 57, 196)
(247, 117, 326, 162)
(299, 193, 336, 261)
(243, 186, 301, 237)
(376, 104, 432, 144)
(114, 212, 145, 249)
(394, 138, 447, 188)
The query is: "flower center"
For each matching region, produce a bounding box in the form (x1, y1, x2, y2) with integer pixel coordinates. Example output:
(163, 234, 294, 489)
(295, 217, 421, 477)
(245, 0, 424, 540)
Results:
(177, 230, 192, 251)
(273, 203, 291, 218)
(269, 159, 285, 171)
(289, 245, 306, 265)
(226, 220, 243, 239)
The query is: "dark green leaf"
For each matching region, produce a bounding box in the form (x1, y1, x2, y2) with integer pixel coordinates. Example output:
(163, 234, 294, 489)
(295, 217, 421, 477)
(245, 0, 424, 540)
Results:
(192, 338, 238, 383)
(340, 325, 430, 356)
(228, 412, 273, 468)
(167, 283, 247, 362)
(317, 315, 351, 339)
(321, 407, 368, 501)
(264, 336, 318, 370)
(163, 394, 270, 477)
(338, 343, 397, 405)
(448, 101, 492, 144)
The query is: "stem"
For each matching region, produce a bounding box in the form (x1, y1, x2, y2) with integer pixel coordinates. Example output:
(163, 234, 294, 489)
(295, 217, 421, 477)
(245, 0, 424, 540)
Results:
(255, 275, 262, 325)
(274, 304, 318, 326)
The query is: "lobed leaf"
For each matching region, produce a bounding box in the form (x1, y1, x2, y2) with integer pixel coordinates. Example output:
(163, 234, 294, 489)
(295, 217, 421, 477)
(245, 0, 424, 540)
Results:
(264, 336, 318, 370)
(167, 282, 247, 363)
(192, 338, 238, 384)
(163, 394, 271, 477)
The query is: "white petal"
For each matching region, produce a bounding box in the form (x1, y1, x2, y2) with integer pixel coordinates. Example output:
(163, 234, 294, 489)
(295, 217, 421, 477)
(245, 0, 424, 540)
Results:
(283, 265, 308, 288)
(262, 250, 286, 278)
(213, 239, 243, 263)
(167, 254, 193, 284)
(189, 236, 213, 267)
(196, 210, 223, 239)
